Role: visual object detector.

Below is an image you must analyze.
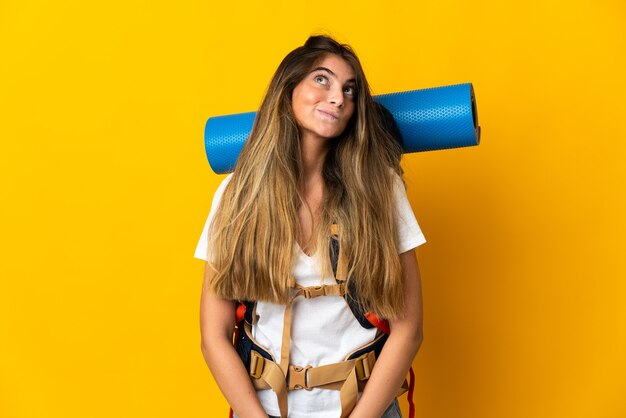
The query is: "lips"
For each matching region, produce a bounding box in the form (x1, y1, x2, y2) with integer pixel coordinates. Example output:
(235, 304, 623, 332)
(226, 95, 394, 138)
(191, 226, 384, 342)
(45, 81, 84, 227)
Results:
(317, 109, 340, 120)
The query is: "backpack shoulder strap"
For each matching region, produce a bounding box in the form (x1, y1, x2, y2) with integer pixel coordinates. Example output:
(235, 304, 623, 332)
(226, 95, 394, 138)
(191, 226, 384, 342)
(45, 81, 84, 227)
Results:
(330, 226, 388, 332)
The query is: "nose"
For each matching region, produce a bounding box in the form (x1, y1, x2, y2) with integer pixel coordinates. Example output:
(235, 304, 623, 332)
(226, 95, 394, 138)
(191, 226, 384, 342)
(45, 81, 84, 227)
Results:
(328, 85, 345, 108)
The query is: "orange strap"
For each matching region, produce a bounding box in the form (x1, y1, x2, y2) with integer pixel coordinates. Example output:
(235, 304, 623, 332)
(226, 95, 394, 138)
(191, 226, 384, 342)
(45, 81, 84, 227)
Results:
(364, 312, 391, 335)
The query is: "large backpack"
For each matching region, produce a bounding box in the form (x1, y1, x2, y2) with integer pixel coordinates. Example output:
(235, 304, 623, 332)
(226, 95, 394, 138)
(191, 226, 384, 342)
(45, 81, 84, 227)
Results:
(230, 225, 416, 418)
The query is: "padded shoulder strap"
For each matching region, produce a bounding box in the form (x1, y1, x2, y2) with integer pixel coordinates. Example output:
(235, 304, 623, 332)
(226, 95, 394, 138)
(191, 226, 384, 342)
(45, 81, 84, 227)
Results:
(329, 232, 375, 330)
(243, 300, 256, 324)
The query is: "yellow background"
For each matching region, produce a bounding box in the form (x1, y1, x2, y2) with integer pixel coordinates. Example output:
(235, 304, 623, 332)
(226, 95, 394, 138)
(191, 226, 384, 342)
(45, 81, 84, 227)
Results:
(1, 0, 625, 417)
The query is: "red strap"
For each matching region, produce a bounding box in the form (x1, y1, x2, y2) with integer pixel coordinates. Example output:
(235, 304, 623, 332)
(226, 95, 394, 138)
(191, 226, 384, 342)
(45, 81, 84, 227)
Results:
(407, 366, 416, 418)
(235, 302, 246, 323)
(364, 312, 391, 335)
(228, 407, 233, 418)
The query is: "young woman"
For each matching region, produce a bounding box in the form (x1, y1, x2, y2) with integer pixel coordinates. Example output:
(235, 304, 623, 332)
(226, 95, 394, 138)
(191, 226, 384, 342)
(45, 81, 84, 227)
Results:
(196, 35, 426, 418)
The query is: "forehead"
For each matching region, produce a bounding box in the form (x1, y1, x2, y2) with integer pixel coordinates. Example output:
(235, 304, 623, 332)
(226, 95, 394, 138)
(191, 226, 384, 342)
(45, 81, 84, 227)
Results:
(310, 54, 356, 82)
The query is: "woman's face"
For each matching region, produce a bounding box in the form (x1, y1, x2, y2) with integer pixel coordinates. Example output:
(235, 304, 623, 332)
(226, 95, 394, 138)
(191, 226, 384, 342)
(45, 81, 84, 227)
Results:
(291, 54, 357, 143)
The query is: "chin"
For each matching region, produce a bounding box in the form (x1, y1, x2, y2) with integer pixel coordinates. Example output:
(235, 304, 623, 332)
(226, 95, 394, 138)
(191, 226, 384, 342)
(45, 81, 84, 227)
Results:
(317, 127, 346, 139)
(321, 133, 343, 141)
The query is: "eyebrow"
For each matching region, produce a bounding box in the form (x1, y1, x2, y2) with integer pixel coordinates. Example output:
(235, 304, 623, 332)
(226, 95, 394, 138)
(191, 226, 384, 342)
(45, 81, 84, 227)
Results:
(310, 67, 357, 84)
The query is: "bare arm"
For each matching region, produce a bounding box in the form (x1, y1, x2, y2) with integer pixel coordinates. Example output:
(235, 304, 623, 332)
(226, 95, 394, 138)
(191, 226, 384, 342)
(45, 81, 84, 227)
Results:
(200, 266, 268, 418)
(349, 249, 424, 418)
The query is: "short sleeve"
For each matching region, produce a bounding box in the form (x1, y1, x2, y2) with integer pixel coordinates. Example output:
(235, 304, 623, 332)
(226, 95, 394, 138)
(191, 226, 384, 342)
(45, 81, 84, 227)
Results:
(394, 174, 426, 253)
(194, 173, 234, 261)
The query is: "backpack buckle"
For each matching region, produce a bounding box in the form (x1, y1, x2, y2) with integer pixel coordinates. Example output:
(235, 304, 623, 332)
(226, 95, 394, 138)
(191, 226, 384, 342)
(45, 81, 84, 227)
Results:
(303, 286, 326, 299)
(355, 352, 376, 381)
(288, 365, 312, 390)
(250, 351, 265, 379)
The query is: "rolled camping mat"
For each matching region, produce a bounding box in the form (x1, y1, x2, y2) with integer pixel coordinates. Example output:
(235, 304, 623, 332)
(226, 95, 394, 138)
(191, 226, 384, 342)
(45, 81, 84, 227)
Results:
(204, 82, 480, 174)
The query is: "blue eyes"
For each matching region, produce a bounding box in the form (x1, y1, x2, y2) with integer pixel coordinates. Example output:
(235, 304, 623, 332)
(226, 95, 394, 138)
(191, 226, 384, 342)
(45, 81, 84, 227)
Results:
(314, 74, 356, 97)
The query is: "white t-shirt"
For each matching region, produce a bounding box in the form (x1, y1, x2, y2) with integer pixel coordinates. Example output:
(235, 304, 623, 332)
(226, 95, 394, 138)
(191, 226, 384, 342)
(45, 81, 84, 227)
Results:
(195, 173, 426, 418)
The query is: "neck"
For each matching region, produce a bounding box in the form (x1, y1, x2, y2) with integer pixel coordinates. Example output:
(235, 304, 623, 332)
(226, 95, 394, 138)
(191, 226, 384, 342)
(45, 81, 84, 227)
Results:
(299, 133, 331, 183)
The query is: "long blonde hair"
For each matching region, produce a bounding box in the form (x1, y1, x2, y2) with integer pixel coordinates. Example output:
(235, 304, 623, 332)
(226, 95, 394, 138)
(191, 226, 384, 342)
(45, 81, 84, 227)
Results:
(205, 35, 406, 318)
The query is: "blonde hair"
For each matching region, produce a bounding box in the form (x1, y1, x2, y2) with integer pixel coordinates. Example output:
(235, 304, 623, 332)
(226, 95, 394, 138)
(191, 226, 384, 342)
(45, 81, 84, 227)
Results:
(205, 35, 406, 318)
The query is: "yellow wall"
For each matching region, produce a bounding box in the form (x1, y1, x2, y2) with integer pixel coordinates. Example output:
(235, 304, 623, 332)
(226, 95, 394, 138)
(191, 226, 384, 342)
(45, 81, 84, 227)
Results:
(1, 0, 625, 417)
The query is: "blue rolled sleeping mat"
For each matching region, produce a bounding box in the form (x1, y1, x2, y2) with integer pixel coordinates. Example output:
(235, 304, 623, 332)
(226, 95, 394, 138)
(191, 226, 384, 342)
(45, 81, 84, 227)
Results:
(204, 82, 481, 174)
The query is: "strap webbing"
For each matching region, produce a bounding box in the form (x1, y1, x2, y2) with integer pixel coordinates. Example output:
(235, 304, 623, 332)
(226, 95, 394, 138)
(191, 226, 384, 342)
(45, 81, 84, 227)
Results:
(278, 283, 346, 377)
(261, 283, 348, 418)
(249, 350, 377, 418)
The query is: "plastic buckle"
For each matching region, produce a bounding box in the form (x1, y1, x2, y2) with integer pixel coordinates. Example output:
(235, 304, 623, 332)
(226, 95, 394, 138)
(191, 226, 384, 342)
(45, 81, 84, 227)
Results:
(303, 286, 325, 299)
(250, 351, 265, 379)
(288, 365, 312, 390)
(355, 354, 373, 381)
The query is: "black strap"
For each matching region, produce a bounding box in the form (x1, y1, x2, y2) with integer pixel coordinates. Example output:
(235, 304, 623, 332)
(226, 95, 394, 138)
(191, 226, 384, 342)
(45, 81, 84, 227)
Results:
(329, 235, 374, 329)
